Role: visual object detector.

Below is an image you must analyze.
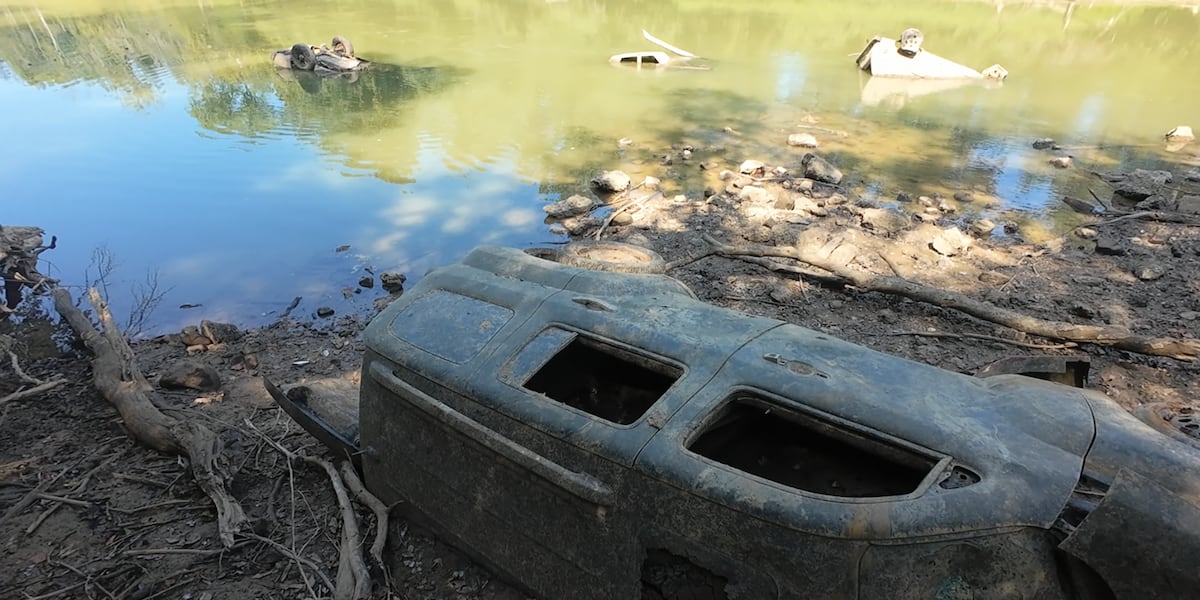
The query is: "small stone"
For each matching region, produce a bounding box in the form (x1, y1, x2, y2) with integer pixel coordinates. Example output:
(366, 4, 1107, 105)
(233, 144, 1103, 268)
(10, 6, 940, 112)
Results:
(200, 321, 243, 344)
(380, 272, 407, 293)
(1181, 311, 1200, 321)
(681, 149, 692, 160)
(1032, 138, 1056, 150)
(795, 179, 815, 193)
(896, 192, 913, 203)
(1166, 125, 1195, 142)
(978, 271, 1010, 286)
(642, 176, 661, 190)
(1074, 227, 1098, 239)
(856, 208, 908, 234)
(674, 195, 687, 203)
(660, 155, 673, 166)
(561, 216, 602, 236)
(739, 186, 774, 204)
(930, 227, 972, 256)
(609, 212, 633, 226)
(358, 276, 375, 289)
(180, 326, 213, 347)
(828, 300, 844, 310)
(1048, 156, 1072, 169)
(970, 219, 996, 236)
(703, 187, 716, 198)
(1002, 221, 1020, 234)
(937, 198, 957, 214)
(801, 153, 843, 185)
(1135, 195, 1173, 211)
(774, 195, 796, 210)
(827, 193, 849, 206)
(718, 170, 735, 181)
(918, 195, 935, 207)
(953, 191, 974, 203)
(159, 359, 221, 392)
(617, 138, 633, 148)
(316, 306, 335, 318)
(544, 194, 596, 218)
(773, 166, 789, 177)
(1070, 304, 1097, 319)
(1185, 169, 1200, 183)
(745, 226, 772, 243)
(589, 170, 631, 193)
(787, 133, 819, 148)
(1132, 263, 1166, 281)
(1094, 236, 1127, 256)
(700, 161, 719, 170)
(335, 244, 351, 252)
(913, 212, 940, 223)
(739, 160, 766, 176)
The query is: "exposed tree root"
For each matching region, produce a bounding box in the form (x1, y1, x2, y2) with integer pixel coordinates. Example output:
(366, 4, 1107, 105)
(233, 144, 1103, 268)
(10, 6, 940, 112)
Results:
(693, 235, 1200, 361)
(51, 287, 249, 546)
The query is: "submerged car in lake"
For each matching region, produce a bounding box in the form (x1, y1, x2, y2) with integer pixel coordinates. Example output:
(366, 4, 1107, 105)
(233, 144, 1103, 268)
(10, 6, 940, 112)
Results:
(273, 242, 1200, 599)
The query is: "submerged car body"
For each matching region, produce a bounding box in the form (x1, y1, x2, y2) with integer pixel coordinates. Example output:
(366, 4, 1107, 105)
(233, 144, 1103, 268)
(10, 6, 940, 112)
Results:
(282, 245, 1200, 599)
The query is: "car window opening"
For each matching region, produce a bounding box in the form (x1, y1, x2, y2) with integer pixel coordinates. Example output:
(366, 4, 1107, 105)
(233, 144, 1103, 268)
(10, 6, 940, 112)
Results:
(689, 396, 936, 498)
(524, 335, 681, 425)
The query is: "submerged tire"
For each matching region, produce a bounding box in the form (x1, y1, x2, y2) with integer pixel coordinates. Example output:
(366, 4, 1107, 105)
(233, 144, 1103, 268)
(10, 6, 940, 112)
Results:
(558, 241, 666, 275)
(331, 35, 354, 58)
(289, 43, 316, 70)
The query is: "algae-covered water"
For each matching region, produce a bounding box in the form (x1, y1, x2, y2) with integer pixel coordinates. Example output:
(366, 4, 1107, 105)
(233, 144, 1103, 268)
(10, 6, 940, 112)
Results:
(2, 0, 1198, 333)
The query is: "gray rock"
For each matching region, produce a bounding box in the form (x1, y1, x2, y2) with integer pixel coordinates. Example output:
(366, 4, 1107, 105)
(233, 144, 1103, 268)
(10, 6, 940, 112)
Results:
(1048, 156, 1072, 169)
(1094, 236, 1126, 256)
(734, 186, 772, 205)
(589, 170, 631, 193)
(953, 191, 974, 204)
(930, 227, 971, 256)
(316, 306, 335, 318)
(1032, 138, 1056, 150)
(1177, 195, 1200, 215)
(1113, 169, 1173, 200)
(1132, 263, 1166, 281)
(1185, 169, 1200, 183)
(718, 170, 735, 181)
(787, 133, 819, 148)
(970, 219, 997, 237)
(801, 153, 843, 185)
(561, 216, 602, 235)
(642, 176, 661, 190)
(827, 193, 849, 206)
(1135, 195, 1174, 211)
(739, 160, 766, 176)
(380, 272, 407, 293)
(978, 271, 1010, 286)
(200, 320, 243, 344)
(937, 198, 958, 214)
(773, 194, 796, 210)
(856, 208, 909, 234)
(913, 212, 940, 223)
(699, 161, 719, 170)
(160, 359, 221, 392)
(1074, 228, 1098, 240)
(795, 179, 815, 193)
(1070, 304, 1097, 319)
(358, 275, 375, 289)
(180, 326, 213, 347)
(544, 194, 596, 218)
(1181, 311, 1200, 321)
(610, 212, 634, 226)
(896, 192, 913, 203)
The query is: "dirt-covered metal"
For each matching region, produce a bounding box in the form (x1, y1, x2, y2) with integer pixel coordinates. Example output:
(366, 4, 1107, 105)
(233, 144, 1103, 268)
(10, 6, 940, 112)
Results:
(283, 244, 1200, 599)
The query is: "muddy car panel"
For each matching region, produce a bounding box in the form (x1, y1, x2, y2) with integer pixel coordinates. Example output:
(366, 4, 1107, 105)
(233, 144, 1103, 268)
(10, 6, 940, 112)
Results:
(356, 245, 1200, 599)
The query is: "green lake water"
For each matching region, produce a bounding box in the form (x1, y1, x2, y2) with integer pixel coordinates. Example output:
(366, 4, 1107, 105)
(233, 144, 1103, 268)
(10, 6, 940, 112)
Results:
(2, 0, 1198, 334)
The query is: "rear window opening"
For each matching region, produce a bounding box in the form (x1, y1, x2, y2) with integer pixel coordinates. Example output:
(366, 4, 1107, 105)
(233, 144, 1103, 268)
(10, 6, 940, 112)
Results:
(524, 335, 681, 425)
(688, 395, 938, 498)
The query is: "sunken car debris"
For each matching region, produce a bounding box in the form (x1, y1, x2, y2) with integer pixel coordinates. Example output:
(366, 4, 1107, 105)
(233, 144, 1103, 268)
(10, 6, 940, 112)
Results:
(856, 27, 1008, 80)
(271, 35, 370, 74)
(271, 242, 1200, 599)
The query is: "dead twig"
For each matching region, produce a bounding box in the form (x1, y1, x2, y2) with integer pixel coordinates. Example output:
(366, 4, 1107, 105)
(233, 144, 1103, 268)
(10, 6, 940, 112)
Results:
(339, 461, 391, 569)
(0, 378, 67, 405)
(243, 532, 336, 596)
(594, 191, 661, 240)
(698, 234, 1200, 361)
(245, 419, 371, 600)
(872, 330, 1077, 350)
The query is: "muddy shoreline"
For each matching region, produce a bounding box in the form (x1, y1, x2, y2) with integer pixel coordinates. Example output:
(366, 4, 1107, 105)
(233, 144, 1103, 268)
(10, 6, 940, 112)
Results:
(3, 135, 1200, 598)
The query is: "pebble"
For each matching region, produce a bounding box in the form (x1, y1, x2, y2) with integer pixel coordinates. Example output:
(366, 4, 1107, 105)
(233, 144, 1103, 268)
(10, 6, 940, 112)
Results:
(1181, 311, 1200, 321)
(787, 133, 819, 148)
(316, 306, 335, 318)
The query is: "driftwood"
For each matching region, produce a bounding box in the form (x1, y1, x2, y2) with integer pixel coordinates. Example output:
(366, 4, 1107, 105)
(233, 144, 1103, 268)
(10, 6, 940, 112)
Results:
(694, 235, 1200, 361)
(51, 287, 249, 546)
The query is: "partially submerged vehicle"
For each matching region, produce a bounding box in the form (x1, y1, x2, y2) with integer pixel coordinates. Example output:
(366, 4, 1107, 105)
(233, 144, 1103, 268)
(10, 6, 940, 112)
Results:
(271, 241, 1200, 599)
(857, 28, 1007, 80)
(271, 35, 370, 74)
(609, 30, 706, 70)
